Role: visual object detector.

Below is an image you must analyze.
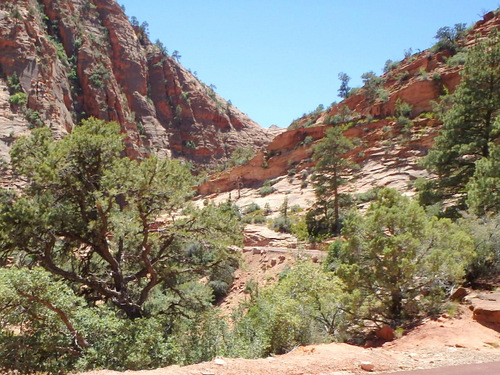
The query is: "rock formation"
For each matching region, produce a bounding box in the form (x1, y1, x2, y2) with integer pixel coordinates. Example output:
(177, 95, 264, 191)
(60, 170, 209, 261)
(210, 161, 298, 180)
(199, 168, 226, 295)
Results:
(199, 11, 500, 195)
(0, 0, 273, 169)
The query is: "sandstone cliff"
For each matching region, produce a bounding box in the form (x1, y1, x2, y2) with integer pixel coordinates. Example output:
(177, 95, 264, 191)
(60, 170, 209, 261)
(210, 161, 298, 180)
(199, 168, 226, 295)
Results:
(199, 11, 500, 195)
(0, 0, 273, 169)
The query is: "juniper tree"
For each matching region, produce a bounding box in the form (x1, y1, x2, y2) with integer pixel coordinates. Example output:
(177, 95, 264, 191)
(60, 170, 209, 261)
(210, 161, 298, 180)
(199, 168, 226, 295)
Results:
(0, 118, 241, 319)
(334, 189, 474, 325)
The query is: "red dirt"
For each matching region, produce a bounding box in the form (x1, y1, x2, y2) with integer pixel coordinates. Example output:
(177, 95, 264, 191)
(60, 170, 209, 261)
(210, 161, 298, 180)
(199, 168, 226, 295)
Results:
(82, 305, 500, 375)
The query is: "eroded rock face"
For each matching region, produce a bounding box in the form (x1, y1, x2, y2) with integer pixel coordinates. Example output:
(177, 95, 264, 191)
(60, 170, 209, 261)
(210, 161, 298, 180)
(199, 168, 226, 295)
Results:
(198, 125, 326, 194)
(0, 0, 272, 167)
(199, 11, 500, 195)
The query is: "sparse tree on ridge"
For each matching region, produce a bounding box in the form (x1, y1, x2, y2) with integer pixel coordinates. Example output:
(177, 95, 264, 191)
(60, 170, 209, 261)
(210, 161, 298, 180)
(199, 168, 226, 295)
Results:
(309, 125, 357, 235)
(172, 50, 181, 62)
(337, 72, 351, 99)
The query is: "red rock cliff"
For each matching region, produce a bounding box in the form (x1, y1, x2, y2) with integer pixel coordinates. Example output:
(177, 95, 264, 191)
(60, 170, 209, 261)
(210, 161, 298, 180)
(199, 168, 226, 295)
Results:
(0, 0, 273, 167)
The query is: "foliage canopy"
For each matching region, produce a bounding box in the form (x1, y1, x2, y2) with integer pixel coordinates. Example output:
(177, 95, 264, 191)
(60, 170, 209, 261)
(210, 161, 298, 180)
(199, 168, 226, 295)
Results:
(309, 126, 357, 235)
(332, 189, 474, 325)
(421, 31, 500, 215)
(0, 118, 241, 320)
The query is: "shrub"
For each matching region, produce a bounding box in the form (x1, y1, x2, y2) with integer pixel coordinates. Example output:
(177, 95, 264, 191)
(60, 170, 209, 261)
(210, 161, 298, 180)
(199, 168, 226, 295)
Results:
(397, 116, 413, 133)
(361, 71, 384, 102)
(417, 67, 429, 80)
(89, 64, 110, 89)
(259, 180, 275, 196)
(244, 202, 261, 214)
(355, 187, 381, 203)
(0, 267, 178, 373)
(229, 261, 347, 357)
(383, 59, 400, 74)
(376, 88, 389, 103)
(9, 92, 27, 106)
(229, 146, 255, 167)
(459, 213, 500, 282)
(335, 189, 475, 325)
(395, 99, 412, 118)
(7, 73, 22, 94)
(446, 51, 467, 67)
(208, 257, 239, 301)
(253, 215, 267, 224)
(269, 216, 292, 233)
(348, 87, 361, 97)
(431, 23, 467, 53)
(24, 108, 44, 129)
(302, 135, 314, 146)
(395, 70, 410, 83)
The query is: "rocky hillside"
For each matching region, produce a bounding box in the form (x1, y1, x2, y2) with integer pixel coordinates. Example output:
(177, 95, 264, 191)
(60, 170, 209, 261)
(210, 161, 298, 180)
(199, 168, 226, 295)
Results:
(199, 11, 500, 195)
(0, 0, 273, 169)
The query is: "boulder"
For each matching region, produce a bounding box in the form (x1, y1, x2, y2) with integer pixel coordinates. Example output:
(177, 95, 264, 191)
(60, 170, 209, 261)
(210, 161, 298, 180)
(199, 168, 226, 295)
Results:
(467, 292, 500, 325)
(375, 325, 395, 341)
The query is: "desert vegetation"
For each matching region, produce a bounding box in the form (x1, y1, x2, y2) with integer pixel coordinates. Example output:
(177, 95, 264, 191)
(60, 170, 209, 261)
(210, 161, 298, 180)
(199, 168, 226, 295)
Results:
(0, 6, 499, 375)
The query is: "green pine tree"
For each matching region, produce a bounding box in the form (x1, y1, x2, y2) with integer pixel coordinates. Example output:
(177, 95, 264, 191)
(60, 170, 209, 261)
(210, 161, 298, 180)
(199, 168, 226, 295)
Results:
(420, 31, 500, 214)
(309, 126, 357, 235)
(466, 141, 500, 215)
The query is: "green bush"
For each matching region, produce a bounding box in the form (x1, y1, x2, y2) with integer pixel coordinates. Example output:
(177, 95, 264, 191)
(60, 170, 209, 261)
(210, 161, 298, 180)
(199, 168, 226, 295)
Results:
(361, 71, 385, 103)
(447, 51, 467, 67)
(269, 216, 292, 233)
(253, 215, 267, 224)
(0, 267, 180, 373)
(259, 180, 275, 196)
(383, 59, 400, 73)
(459, 213, 500, 282)
(302, 135, 314, 146)
(397, 116, 413, 133)
(229, 261, 347, 357)
(229, 146, 255, 167)
(376, 88, 390, 103)
(355, 187, 381, 203)
(395, 70, 410, 83)
(9, 92, 27, 106)
(335, 189, 474, 325)
(431, 23, 467, 53)
(395, 98, 414, 133)
(244, 202, 261, 214)
(7, 72, 22, 94)
(417, 67, 429, 80)
(209, 256, 239, 301)
(24, 108, 44, 129)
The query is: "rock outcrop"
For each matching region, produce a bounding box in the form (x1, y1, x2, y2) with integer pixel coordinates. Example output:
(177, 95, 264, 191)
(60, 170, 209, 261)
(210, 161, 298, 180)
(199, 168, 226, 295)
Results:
(199, 11, 500, 195)
(0, 0, 273, 168)
(467, 291, 500, 326)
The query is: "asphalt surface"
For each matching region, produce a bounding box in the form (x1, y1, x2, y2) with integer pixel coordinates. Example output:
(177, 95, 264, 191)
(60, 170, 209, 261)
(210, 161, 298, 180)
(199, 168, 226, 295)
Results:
(378, 361, 500, 374)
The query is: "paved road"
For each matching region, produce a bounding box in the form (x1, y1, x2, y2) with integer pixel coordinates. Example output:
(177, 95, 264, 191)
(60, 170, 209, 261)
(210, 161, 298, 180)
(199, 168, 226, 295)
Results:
(378, 361, 500, 375)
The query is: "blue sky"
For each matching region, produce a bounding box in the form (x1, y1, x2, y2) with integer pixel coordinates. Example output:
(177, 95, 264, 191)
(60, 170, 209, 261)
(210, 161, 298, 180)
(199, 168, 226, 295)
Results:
(117, 1, 499, 128)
